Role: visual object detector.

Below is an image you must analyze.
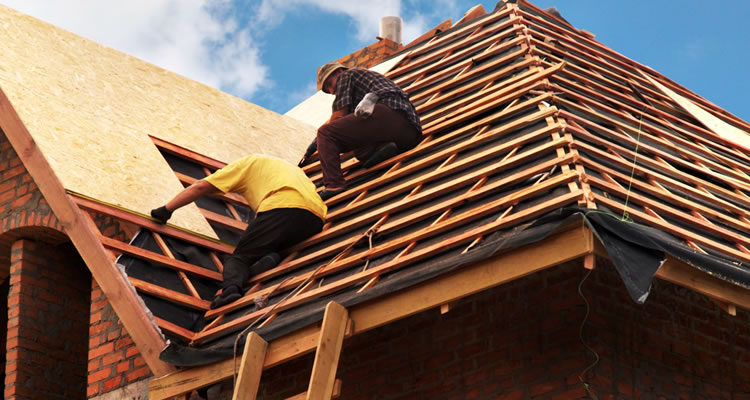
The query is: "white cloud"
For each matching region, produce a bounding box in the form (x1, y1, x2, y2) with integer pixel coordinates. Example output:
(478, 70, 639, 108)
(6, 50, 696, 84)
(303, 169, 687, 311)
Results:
(256, 0, 436, 43)
(258, 0, 400, 42)
(0, 0, 269, 98)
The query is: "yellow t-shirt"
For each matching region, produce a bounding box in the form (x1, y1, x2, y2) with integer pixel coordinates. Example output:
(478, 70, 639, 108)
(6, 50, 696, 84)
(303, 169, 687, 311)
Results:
(204, 154, 326, 220)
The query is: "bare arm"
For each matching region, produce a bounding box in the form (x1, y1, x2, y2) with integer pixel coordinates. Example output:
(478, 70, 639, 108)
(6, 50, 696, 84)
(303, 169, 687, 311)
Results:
(327, 109, 348, 124)
(165, 180, 217, 212)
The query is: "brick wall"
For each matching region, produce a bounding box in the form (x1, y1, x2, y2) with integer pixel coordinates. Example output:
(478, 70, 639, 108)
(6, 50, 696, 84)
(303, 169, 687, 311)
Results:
(87, 213, 150, 399)
(0, 132, 66, 281)
(0, 130, 149, 398)
(6, 240, 91, 400)
(87, 214, 151, 398)
(87, 280, 151, 398)
(237, 260, 750, 400)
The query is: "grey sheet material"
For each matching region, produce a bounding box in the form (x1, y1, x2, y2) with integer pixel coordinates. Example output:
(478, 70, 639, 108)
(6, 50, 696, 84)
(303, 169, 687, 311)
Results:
(159, 208, 750, 367)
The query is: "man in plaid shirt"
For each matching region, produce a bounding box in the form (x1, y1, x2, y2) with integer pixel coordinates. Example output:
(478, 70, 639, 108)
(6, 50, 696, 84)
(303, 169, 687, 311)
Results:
(309, 63, 422, 200)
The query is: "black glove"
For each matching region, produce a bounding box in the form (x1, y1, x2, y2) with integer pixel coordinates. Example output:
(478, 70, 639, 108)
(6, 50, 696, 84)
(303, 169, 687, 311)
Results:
(150, 205, 173, 224)
(298, 138, 318, 167)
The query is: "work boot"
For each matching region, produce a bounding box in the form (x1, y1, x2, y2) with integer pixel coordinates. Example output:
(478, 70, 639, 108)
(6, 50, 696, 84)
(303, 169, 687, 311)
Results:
(362, 142, 398, 168)
(249, 252, 281, 276)
(210, 285, 242, 309)
(319, 187, 346, 201)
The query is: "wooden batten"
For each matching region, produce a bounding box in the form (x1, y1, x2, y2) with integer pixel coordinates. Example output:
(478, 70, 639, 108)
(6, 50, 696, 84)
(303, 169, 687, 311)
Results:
(71, 194, 235, 254)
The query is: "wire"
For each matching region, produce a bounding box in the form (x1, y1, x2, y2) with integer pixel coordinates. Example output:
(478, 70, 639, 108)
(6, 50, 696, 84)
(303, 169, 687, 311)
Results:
(577, 267, 599, 399)
(230, 224, 379, 388)
(621, 106, 647, 222)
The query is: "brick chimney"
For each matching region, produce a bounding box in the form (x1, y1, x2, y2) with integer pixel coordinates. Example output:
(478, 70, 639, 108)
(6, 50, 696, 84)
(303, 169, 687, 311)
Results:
(320, 17, 404, 72)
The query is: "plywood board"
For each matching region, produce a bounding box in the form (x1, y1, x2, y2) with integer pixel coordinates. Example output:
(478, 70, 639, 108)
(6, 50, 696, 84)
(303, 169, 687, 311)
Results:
(0, 5, 316, 237)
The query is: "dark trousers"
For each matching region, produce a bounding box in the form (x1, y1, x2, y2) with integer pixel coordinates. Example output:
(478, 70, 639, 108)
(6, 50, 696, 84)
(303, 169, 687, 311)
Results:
(222, 208, 323, 290)
(317, 104, 420, 188)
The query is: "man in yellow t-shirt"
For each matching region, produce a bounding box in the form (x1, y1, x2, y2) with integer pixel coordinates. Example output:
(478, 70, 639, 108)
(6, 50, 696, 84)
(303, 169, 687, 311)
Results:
(150, 154, 327, 309)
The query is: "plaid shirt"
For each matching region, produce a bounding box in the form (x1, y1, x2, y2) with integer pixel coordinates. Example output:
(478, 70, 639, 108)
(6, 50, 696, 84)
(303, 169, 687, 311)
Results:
(332, 68, 422, 133)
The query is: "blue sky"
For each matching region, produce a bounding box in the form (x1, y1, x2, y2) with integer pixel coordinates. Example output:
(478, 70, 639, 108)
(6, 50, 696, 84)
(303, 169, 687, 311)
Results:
(2, 1, 748, 123)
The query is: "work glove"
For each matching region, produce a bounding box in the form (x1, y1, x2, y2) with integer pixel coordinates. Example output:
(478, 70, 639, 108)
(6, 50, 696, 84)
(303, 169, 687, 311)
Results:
(354, 93, 378, 119)
(298, 138, 318, 167)
(150, 205, 173, 224)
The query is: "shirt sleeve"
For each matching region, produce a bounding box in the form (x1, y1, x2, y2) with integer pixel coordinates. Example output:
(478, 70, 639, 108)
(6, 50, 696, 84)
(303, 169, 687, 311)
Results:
(332, 70, 353, 112)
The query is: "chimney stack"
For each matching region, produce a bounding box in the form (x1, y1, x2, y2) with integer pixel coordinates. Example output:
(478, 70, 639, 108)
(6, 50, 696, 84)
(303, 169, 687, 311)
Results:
(379, 16, 403, 44)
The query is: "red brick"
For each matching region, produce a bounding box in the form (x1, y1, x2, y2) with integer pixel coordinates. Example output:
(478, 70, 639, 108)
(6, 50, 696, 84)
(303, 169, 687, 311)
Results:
(126, 365, 151, 382)
(116, 360, 131, 373)
(102, 375, 122, 391)
(87, 367, 112, 385)
(89, 342, 115, 359)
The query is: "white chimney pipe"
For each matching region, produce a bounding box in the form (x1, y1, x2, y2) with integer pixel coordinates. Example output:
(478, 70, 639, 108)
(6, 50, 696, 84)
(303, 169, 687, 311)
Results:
(379, 16, 402, 44)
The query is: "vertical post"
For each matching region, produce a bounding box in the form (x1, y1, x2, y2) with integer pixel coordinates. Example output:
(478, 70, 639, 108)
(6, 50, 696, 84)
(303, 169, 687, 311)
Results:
(306, 302, 348, 400)
(232, 332, 268, 400)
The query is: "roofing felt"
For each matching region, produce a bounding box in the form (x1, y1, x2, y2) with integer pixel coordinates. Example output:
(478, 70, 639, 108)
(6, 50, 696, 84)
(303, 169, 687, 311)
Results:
(84, 0, 750, 367)
(2, 0, 749, 378)
(0, 4, 317, 237)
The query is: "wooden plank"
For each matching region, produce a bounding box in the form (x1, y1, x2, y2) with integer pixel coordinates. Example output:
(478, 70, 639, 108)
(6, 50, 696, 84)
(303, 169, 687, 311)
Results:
(210, 252, 225, 274)
(150, 135, 227, 170)
(456, 4, 487, 25)
(152, 232, 202, 299)
(201, 208, 248, 232)
(418, 61, 539, 121)
(0, 88, 176, 376)
(232, 332, 268, 400)
(149, 225, 593, 399)
(592, 194, 750, 264)
(419, 64, 563, 135)
(150, 324, 321, 400)
(153, 316, 195, 342)
(392, 18, 523, 88)
(404, 35, 527, 98)
(71, 194, 235, 254)
(580, 157, 750, 233)
(101, 235, 223, 281)
(564, 115, 750, 210)
(306, 302, 348, 400)
(249, 152, 575, 290)
(313, 97, 555, 193)
(587, 176, 750, 248)
(549, 75, 750, 169)
(402, 18, 452, 49)
(521, 13, 659, 95)
(197, 191, 582, 341)
(129, 277, 210, 311)
(655, 256, 750, 314)
(555, 86, 750, 183)
(395, 6, 513, 61)
(573, 139, 748, 218)
(328, 122, 564, 221)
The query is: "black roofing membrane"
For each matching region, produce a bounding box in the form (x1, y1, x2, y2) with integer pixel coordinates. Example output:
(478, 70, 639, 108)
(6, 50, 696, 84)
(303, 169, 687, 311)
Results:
(160, 207, 750, 366)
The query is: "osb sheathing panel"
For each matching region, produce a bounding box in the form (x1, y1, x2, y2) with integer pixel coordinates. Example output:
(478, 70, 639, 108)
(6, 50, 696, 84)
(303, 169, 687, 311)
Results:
(0, 5, 316, 238)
